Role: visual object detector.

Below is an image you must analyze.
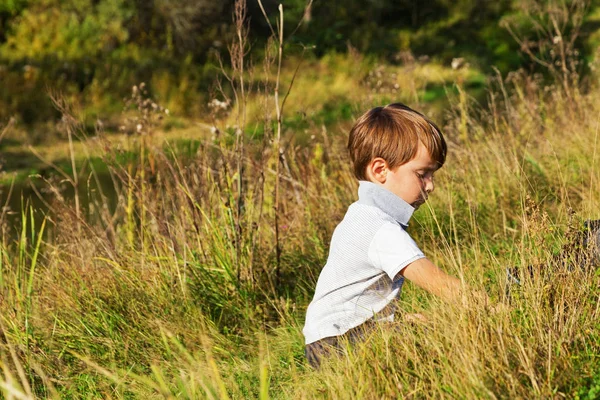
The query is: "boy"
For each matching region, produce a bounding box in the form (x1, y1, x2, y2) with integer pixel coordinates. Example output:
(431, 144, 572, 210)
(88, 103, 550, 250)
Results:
(303, 103, 463, 368)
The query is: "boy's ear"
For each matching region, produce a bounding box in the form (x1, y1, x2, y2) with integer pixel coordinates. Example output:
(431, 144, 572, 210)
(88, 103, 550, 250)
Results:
(367, 157, 388, 184)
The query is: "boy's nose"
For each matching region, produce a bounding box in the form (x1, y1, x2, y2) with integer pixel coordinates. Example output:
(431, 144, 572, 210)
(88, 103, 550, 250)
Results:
(424, 177, 434, 194)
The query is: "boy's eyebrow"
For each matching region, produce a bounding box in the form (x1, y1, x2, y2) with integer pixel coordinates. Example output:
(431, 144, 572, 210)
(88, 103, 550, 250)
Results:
(416, 164, 439, 171)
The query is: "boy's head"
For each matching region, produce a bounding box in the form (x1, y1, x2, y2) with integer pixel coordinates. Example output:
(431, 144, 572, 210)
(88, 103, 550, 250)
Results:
(348, 103, 447, 208)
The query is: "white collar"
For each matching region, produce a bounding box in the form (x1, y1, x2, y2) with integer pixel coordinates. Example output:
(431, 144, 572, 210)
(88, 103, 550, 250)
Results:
(357, 181, 415, 227)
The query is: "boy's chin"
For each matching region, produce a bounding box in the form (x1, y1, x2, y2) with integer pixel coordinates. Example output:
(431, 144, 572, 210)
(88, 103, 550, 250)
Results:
(412, 199, 426, 209)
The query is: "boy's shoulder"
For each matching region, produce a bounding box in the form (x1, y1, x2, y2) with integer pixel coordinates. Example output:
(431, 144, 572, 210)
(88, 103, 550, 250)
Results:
(344, 200, 397, 224)
(332, 201, 400, 243)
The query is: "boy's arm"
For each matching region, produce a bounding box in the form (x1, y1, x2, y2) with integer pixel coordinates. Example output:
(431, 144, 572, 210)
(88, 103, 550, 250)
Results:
(399, 258, 463, 303)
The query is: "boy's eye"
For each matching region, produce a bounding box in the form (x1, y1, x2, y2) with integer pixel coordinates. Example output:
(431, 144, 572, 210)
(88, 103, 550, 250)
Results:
(416, 171, 434, 181)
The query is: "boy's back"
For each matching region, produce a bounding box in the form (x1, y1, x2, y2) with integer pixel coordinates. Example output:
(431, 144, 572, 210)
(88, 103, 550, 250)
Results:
(303, 180, 424, 344)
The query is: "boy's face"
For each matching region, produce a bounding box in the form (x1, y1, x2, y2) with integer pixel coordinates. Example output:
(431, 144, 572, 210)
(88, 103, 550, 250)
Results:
(381, 143, 438, 209)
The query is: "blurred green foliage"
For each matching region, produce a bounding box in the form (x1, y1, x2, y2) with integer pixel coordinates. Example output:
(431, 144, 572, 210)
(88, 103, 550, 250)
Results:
(1, 0, 600, 127)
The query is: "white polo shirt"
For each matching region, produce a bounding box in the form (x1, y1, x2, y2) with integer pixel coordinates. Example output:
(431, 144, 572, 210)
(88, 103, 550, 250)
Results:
(303, 181, 425, 345)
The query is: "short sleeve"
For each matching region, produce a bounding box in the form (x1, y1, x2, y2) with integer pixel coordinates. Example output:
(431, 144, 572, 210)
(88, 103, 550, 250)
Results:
(367, 221, 425, 280)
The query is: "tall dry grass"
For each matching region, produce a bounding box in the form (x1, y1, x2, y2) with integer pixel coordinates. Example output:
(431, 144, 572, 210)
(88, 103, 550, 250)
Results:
(0, 0, 599, 398)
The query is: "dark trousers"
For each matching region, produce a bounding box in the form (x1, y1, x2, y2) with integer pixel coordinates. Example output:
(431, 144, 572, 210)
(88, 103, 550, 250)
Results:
(305, 320, 375, 369)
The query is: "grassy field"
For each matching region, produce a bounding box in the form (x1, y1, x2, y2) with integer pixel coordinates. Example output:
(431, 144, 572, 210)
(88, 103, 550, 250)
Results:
(1, 47, 600, 399)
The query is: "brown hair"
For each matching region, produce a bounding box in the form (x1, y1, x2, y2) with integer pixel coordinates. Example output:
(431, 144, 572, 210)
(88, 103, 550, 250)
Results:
(347, 103, 447, 180)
